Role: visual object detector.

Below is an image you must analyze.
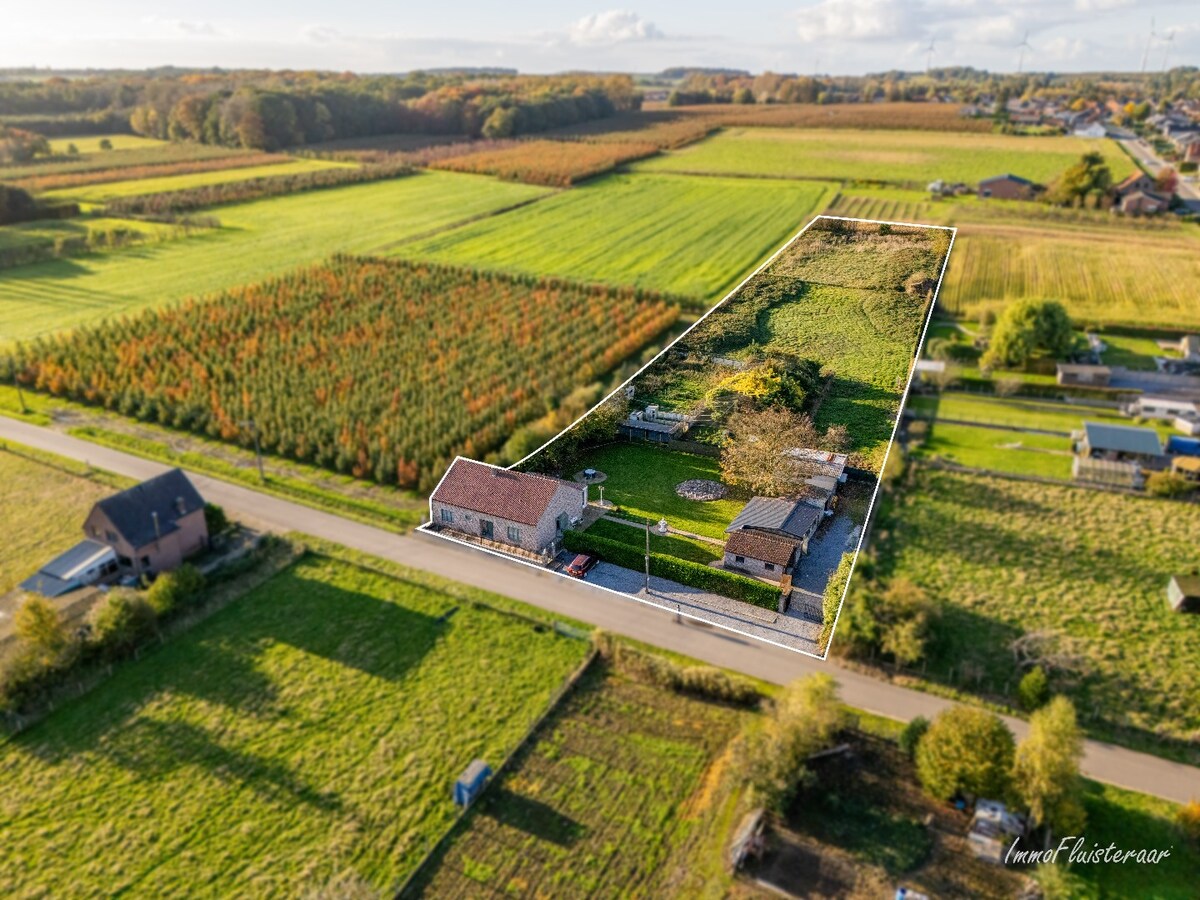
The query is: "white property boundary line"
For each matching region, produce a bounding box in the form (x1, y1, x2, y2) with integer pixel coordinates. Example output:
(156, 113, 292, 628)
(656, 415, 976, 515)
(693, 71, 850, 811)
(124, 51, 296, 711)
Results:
(420, 214, 957, 661)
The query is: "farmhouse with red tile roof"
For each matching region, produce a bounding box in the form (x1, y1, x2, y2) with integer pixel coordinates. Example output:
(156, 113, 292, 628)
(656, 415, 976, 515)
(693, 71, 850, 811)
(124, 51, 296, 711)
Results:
(430, 458, 586, 554)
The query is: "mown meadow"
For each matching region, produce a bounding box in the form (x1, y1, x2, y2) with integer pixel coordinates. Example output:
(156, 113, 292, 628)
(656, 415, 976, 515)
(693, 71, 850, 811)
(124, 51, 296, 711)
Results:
(398, 173, 834, 300)
(0, 171, 550, 342)
(636, 127, 1137, 186)
(409, 664, 747, 898)
(0, 554, 589, 896)
(876, 467, 1200, 755)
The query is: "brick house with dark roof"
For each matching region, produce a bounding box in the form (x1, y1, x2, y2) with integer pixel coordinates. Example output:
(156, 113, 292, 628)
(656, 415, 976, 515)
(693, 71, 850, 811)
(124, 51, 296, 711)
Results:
(83, 468, 208, 577)
(430, 458, 586, 554)
(977, 174, 1037, 200)
(723, 530, 799, 581)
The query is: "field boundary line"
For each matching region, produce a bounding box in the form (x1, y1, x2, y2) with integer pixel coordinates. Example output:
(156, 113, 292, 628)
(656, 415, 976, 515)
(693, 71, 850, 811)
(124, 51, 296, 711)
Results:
(392, 647, 601, 899)
(370, 190, 558, 253)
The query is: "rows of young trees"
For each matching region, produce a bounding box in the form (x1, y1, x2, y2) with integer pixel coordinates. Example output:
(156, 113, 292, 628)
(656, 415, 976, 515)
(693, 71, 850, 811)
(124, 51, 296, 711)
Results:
(3, 257, 679, 492)
(428, 139, 659, 187)
(100, 159, 414, 216)
(13, 151, 283, 193)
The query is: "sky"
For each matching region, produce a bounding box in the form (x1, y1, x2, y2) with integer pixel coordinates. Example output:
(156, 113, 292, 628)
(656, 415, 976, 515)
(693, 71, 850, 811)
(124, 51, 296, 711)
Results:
(3, 0, 1197, 76)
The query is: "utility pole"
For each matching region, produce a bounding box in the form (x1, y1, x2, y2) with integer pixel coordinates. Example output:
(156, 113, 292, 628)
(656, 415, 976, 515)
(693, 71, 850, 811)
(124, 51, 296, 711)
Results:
(13, 371, 28, 414)
(240, 419, 265, 483)
(644, 517, 650, 592)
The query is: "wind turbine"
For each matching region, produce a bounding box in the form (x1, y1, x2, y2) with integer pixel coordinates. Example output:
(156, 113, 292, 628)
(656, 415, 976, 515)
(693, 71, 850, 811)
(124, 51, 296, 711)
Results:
(1016, 31, 1033, 74)
(923, 36, 937, 74)
(1140, 18, 1157, 74)
(1160, 29, 1175, 74)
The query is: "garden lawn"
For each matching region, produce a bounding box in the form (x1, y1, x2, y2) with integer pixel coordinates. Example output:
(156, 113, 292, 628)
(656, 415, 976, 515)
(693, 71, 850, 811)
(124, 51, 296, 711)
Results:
(41, 157, 353, 205)
(575, 444, 745, 541)
(878, 467, 1200, 756)
(397, 173, 834, 300)
(0, 554, 589, 896)
(910, 420, 1073, 479)
(409, 664, 747, 898)
(636, 128, 1137, 186)
(0, 171, 551, 342)
(0, 445, 127, 594)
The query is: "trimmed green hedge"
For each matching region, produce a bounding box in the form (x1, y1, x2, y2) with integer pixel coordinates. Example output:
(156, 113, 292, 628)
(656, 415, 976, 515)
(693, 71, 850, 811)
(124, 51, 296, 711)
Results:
(563, 529, 780, 610)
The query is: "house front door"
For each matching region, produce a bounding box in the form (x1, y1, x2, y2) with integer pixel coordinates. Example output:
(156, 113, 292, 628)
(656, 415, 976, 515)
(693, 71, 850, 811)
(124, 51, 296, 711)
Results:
(480, 520, 494, 540)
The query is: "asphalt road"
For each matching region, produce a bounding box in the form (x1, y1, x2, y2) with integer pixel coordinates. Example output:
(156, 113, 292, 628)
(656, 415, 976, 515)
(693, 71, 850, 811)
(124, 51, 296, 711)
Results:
(1117, 135, 1200, 204)
(4, 415, 1199, 804)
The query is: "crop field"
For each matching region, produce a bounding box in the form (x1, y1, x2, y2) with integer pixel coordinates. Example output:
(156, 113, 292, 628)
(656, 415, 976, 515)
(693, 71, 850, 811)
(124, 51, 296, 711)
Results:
(0, 171, 551, 342)
(681, 101, 994, 132)
(938, 225, 1200, 329)
(636, 128, 1137, 186)
(0, 554, 589, 896)
(12, 151, 288, 193)
(42, 157, 352, 204)
(0, 217, 180, 253)
(0, 444, 126, 594)
(428, 139, 658, 186)
(400, 173, 834, 300)
(410, 664, 745, 898)
(543, 110, 719, 148)
(47, 134, 167, 154)
(877, 467, 1200, 752)
(10, 257, 679, 491)
(0, 142, 246, 181)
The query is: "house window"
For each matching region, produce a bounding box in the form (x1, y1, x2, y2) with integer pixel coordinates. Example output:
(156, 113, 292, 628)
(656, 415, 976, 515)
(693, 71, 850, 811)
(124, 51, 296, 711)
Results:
(106, 530, 118, 543)
(734, 555, 745, 564)
(440, 508, 454, 524)
(765, 563, 776, 572)
(506, 525, 521, 543)
(140, 556, 151, 569)
(480, 519, 494, 540)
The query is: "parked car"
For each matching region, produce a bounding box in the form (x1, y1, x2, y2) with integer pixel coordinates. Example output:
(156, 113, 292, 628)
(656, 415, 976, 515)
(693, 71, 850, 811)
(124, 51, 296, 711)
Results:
(566, 554, 598, 578)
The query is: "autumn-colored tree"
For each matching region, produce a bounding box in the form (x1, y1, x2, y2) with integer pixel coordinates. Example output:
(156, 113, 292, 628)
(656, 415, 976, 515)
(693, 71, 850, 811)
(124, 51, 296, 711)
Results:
(721, 407, 844, 497)
(14, 595, 68, 663)
(1014, 696, 1086, 842)
(916, 706, 1015, 801)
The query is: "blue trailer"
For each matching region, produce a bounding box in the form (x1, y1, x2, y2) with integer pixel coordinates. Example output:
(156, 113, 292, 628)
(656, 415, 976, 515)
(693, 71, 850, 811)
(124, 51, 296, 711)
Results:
(453, 759, 492, 808)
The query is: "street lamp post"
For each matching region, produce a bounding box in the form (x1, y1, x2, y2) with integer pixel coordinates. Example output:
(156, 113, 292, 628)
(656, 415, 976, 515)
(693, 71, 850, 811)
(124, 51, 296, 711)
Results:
(240, 419, 265, 483)
(644, 517, 650, 592)
(12, 371, 27, 414)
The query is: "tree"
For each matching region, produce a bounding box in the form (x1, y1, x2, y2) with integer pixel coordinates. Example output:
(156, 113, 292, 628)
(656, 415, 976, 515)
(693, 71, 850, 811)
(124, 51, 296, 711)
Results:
(980, 298, 1075, 370)
(721, 407, 843, 497)
(1156, 167, 1179, 195)
(1046, 152, 1112, 206)
(89, 591, 156, 655)
(1146, 471, 1195, 498)
(98, 138, 113, 150)
(915, 706, 1015, 801)
(14, 595, 68, 662)
(1014, 696, 1086, 839)
(481, 106, 518, 139)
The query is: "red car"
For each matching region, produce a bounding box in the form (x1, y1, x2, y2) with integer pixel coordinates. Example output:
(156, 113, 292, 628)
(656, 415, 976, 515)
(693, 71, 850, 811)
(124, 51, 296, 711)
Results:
(566, 553, 598, 578)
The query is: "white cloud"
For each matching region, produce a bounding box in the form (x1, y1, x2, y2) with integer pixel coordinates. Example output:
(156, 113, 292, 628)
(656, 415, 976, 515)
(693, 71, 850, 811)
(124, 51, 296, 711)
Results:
(567, 10, 663, 45)
(794, 0, 917, 43)
(142, 16, 220, 38)
(1041, 35, 1088, 59)
(302, 25, 344, 45)
(1074, 0, 1136, 11)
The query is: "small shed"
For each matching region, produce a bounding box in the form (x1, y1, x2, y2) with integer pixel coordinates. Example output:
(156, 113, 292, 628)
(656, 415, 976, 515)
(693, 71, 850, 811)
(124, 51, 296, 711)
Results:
(453, 759, 493, 808)
(1168, 575, 1200, 614)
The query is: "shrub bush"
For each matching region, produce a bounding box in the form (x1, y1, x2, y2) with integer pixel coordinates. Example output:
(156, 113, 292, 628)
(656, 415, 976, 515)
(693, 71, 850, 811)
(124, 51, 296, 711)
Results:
(145, 564, 206, 617)
(1017, 666, 1050, 711)
(1178, 800, 1200, 846)
(563, 529, 779, 609)
(899, 715, 930, 759)
(915, 705, 1015, 801)
(89, 590, 156, 656)
(593, 630, 759, 705)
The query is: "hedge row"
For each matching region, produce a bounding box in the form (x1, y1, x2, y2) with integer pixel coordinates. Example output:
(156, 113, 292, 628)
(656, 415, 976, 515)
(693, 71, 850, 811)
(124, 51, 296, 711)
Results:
(562, 528, 779, 610)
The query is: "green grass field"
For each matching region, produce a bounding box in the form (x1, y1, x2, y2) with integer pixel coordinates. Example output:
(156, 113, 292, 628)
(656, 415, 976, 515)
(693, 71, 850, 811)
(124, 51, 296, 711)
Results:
(0, 554, 589, 895)
(410, 664, 746, 898)
(636, 128, 1137, 186)
(47, 135, 167, 154)
(908, 393, 1176, 440)
(0, 171, 551, 342)
(570, 444, 746, 541)
(0, 217, 180, 253)
(42, 157, 352, 204)
(877, 467, 1200, 755)
(910, 420, 1073, 479)
(0, 444, 128, 593)
(398, 173, 833, 300)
